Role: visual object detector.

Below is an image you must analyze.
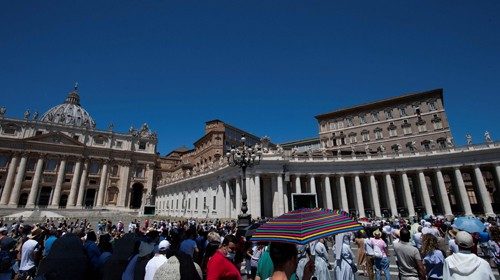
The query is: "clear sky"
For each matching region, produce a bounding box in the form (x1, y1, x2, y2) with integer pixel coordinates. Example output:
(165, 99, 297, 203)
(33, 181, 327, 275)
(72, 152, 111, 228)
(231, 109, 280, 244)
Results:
(1, 1, 499, 154)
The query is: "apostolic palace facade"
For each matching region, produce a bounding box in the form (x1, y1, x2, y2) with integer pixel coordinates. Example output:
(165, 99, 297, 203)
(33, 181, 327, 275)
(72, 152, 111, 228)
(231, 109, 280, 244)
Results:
(0, 87, 498, 219)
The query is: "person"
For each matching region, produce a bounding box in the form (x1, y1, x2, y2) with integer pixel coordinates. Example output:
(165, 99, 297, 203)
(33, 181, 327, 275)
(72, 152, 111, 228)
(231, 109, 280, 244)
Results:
(354, 231, 367, 275)
(268, 242, 314, 280)
(0, 226, 16, 280)
(42, 229, 57, 258)
(413, 226, 423, 250)
(371, 229, 390, 280)
(144, 240, 170, 280)
(364, 231, 375, 280)
(206, 234, 241, 280)
(255, 244, 273, 280)
(421, 234, 444, 280)
(311, 238, 331, 280)
(249, 242, 264, 280)
(135, 240, 156, 280)
(393, 228, 426, 280)
(334, 234, 355, 280)
(486, 226, 499, 274)
(18, 227, 44, 280)
(152, 235, 201, 280)
(443, 230, 495, 279)
(83, 231, 101, 278)
(179, 229, 199, 259)
(447, 228, 459, 255)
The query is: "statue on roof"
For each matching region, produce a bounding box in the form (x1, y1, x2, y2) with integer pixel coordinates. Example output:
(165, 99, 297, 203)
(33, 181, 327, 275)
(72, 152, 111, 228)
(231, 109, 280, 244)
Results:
(24, 109, 30, 120)
(0, 106, 6, 117)
(484, 131, 493, 143)
(466, 133, 473, 145)
(32, 111, 39, 121)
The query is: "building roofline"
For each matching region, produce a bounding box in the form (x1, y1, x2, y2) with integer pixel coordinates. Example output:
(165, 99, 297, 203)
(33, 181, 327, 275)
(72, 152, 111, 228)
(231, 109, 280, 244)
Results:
(280, 137, 320, 146)
(314, 88, 444, 120)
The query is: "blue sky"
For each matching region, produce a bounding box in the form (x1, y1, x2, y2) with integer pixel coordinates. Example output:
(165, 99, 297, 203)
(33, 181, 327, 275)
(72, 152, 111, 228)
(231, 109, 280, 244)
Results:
(1, 1, 499, 154)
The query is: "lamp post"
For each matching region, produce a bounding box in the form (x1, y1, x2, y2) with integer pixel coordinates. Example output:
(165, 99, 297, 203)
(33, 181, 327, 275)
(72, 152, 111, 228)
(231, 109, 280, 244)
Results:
(226, 135, 262, 230)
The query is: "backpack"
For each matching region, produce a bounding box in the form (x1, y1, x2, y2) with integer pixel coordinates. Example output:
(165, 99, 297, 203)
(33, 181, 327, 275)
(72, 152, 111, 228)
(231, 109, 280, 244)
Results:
(0, 250, 12, 272)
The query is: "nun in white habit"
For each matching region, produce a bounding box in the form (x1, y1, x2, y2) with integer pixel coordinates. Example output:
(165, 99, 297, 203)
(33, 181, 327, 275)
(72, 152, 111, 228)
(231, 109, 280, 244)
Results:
(333, 233, 357, 280)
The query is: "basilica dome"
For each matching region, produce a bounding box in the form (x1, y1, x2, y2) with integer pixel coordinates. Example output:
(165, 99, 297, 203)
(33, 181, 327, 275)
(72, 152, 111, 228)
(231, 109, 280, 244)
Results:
(41, 87, 96, 128)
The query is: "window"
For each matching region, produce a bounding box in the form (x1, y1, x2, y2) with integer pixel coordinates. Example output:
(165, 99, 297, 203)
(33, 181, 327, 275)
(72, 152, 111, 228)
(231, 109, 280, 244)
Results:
(402, 121, 412, 135)
(35, 130, 43, 136)
(346, 118, 354, 127)
(195, 197, 198, 210)
(421, 140, 431, 151)
(329, 122, 337, 130)
(3, 127, 16, 135)
(65, 162, 75, 173)
(374, 128, 383, 140)
(361, 131, 370, 142)
(203, 197, 207, 209)
(388, 123, 398, 137)
(391, 144, 400, 153)
(467, 189, 478, 204)
(406, 142, 416, 152)
(176, 199, 179, 209)
(73, 135, 79, 141)
(139, 141, 147, 150)
(89, 161, 100, 174)
(45, 159, 58, 172)
(26, 158, 37, 171)
(399, 107, 407, 117)
(384, 110, 393, 120)
(428, 101, 437, 111)
(433, 120, 443, 130)
(371, 112, 379, 122)
(94, 136, 106, 145)
(349, 133, 357, 144)
(135, 166, 145, 178)
(115, 141, 123, 148)
(0, 155, 8, 168)
(437, 138, 446, 149)
(337, 121, 344, 129)
(110, 165, 119, 176)
(188, 198, 191, 209)
(359, 115, 367, 124)
(213, 196, 216, 210)
(417, 121, 427, 132)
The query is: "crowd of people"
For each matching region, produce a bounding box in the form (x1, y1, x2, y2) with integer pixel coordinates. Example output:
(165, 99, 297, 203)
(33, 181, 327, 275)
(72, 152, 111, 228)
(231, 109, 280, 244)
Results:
(0, 214, 496, 280)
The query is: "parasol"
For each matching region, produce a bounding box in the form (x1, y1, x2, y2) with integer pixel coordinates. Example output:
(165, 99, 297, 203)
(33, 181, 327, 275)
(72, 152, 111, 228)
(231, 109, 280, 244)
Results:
(251, 208, 363, 245)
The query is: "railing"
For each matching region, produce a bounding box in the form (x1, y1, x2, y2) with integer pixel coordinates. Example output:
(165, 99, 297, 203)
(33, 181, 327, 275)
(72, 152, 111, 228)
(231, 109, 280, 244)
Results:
(158, 141, 498, 186)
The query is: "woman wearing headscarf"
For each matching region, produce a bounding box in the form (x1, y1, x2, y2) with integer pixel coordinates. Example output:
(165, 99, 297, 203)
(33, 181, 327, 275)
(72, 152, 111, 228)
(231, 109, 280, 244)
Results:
(311, 238, 331, 280)
(36, 233, 90, 280)
(334, 233, 357, 280)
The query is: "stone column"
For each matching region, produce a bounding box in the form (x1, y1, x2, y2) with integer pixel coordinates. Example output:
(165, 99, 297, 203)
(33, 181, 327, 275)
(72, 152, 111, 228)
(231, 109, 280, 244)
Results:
(401, 172, 415, 217)
(369, 174, 382, 217)
(95, 161, 109, 208)
(117, 162, 131, 207)
(253, 174, 262, 218)
(49, 158, 67, 208)
(309, 175, 316, 193)
(435, 169, 453, 217)
(276, 174, 285, 215)
(26, 156, 45, 208)
(8, 154, 28, 206)
(417, 171, 433, 216)
(235, 178, 241, 215)
(473, 166, 494, 216)
(223, 181, 230, 218)
(283, 180, 289, 213)
(324, 176, 333, 210)
(384, 174, 398, 217)
(454, 167, 472, 215)
(354, 175, 365, 217)
(0, 154, 19, 205)
(66, 159, 82, 207)
(338, 175, 349, 211)
(494, 164, 500, 191)
(295, 175, 302, 194)
(75, 160, 89, 207)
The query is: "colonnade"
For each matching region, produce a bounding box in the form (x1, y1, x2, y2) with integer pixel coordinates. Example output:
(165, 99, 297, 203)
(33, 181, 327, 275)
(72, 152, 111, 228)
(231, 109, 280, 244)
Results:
(157, 164, 498, 219)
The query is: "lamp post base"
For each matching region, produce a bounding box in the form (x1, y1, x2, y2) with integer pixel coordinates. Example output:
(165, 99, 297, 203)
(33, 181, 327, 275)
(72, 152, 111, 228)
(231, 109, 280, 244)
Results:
(237, 213, 252, 231)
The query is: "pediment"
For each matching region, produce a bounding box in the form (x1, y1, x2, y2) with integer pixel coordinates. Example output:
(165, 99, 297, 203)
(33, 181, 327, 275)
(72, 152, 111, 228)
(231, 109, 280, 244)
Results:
(25, 132, 84, 146)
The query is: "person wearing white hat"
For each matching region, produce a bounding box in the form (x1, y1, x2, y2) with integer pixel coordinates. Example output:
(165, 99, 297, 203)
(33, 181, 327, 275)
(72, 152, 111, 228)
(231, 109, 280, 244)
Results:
(443, 231, 495, 279)
(144, 240, 170, 280)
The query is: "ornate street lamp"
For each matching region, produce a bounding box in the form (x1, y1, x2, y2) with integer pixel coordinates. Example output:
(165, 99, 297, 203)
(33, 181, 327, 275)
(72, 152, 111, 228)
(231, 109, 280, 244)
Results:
(226, 135, 262, 229)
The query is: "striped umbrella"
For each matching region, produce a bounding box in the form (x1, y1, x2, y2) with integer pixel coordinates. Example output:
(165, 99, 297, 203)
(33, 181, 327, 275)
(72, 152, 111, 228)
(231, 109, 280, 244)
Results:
(251, 208, 363, 245)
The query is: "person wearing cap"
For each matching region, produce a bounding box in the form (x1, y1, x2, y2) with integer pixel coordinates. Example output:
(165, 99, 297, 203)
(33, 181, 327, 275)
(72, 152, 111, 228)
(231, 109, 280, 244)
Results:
(144, 239, 170, 280)
(443, 230, 495, 279)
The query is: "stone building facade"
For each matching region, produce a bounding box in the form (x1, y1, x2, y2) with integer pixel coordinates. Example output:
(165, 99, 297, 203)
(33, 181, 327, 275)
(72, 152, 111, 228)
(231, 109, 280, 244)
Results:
(315, 89, 453, 154)
(0, 87, 157, 211)
(155, 89, 498, 219)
